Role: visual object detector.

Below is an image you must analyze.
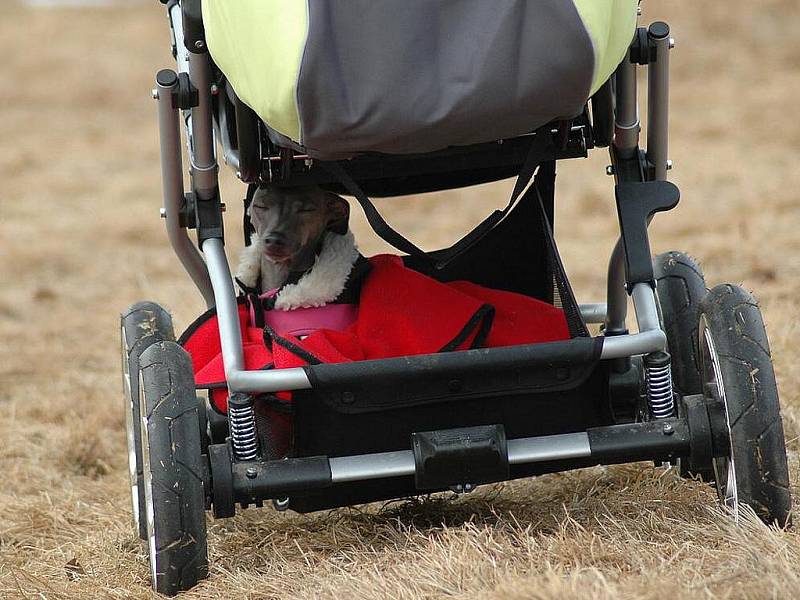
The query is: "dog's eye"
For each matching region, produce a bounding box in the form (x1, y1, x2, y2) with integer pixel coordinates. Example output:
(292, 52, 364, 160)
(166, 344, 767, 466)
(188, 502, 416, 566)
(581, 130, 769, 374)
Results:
(297, 207, 316, 213)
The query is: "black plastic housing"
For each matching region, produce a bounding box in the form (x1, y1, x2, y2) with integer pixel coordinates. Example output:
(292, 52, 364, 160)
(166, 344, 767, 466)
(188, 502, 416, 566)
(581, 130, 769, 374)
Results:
(615, 181, 680, 288)
(413, 425, 509, 490)
(182, 0, 207, 54)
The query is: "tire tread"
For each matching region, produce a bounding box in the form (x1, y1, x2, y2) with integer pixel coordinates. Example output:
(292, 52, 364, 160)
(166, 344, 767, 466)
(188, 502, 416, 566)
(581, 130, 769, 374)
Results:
(698, 284, 791, 526)
(121, 302, 175, 541)
(654, 252, 707, 396)
(140, 341, 209, 595)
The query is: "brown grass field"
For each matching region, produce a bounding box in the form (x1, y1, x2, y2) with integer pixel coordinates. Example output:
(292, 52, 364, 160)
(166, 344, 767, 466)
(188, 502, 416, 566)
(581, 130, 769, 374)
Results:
(2, 1, 800, 598)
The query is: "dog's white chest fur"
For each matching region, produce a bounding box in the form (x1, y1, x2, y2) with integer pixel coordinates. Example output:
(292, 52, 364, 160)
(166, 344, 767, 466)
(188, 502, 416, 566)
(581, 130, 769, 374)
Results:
(236, 231, 360, 310)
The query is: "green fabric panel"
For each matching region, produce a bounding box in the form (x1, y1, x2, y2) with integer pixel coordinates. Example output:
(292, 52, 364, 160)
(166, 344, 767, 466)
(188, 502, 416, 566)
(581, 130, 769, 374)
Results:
(202, 0, 307, 141)
(572, 0, 638, 94)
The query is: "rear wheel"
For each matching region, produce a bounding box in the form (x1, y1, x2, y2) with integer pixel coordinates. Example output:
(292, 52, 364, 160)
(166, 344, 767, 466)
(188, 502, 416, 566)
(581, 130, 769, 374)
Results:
(653, 252, 713, 479)
(653, 251, 706, 396)
(139, 341, 209, 595)
(698, 284, 791, 526)
(121, 302, 175, 540)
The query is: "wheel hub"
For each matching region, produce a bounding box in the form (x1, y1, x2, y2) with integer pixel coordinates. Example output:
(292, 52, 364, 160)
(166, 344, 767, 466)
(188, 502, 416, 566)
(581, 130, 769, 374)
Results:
(138, 371, 159, 588)
(122, 326, 141, 531)
(699, 314, 739, 521)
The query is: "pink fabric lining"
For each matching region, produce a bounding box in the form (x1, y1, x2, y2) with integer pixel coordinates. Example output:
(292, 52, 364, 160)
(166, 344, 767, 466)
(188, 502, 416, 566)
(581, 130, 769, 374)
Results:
(250, 289, 358, 338)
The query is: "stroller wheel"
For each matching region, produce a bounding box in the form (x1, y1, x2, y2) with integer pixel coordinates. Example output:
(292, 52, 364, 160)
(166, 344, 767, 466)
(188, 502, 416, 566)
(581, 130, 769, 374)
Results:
(121, 302, 175, 540)
(654, 252, 707, 395)
(653, 252, 713, 480)
(697, 284, 791, 527)
(139, 341, 209, 595)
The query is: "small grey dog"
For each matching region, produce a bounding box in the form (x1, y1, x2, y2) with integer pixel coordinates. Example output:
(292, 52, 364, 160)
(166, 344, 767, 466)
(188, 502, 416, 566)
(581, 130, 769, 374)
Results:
(236, 185, 360, 309)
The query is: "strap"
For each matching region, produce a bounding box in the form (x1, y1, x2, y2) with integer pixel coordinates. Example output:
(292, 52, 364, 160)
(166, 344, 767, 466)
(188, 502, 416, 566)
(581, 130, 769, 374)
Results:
(242, 183, 258, 247)
(320, 129, 554, 270)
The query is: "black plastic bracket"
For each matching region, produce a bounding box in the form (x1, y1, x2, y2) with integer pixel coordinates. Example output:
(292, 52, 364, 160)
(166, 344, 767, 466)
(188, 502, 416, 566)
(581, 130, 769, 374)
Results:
(182, 0, 207, 54)
(630, 27, 651, 65)
(630, 22, 670, 66)
(208, 443, 235, 519)
(590, 80, 614, 148)
(705, 398, 731, 459)
(180, 192, 196, 229)
(194, 188, 224, 243)
(232, 457, 332, 506)
(610, 146, 647, 184)
(412, 425, 509, 490)
(615, 180, 680, 290)
(588, 418, 690, 463)
(681, 394, 713, 473)
(206, 400, 229, 445)
(607, 356, 644, 422)
(171, 72, 198, 110)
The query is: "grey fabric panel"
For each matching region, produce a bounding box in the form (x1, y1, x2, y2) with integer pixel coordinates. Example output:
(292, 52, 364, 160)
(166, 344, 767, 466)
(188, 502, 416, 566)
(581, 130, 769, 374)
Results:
(298, 0, 595, 159)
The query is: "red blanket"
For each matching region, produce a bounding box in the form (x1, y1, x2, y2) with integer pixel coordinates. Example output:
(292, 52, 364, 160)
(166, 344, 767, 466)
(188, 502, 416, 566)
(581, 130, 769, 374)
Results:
(182, 255, 570, 412)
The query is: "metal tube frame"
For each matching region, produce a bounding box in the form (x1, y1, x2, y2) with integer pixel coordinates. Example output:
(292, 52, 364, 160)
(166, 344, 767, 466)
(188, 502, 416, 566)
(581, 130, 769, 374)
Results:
(325, 422, 692, 484)
(646, 24, 671, 183)
(328, 432, 594, 483)
(187, 52, 218, 200)
(155, 70, 214, 308)
(157, 7, 671, 394)
(227, 417, 697, 504)
(604, 19, 673, 340)
(157, 10, 675, 499)
(613, 47, 639, 159)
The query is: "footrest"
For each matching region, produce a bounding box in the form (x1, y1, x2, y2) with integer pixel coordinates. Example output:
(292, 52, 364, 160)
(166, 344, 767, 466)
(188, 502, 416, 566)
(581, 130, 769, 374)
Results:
(412, 425, 509, 490)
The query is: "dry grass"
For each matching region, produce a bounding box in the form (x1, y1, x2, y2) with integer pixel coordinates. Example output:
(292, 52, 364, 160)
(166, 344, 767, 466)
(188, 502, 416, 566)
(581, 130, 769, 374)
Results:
(2, 1, 800, 598)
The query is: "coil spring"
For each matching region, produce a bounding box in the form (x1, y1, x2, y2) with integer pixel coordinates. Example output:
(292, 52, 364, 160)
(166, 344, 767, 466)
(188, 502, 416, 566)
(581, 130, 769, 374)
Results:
(228, 394, 258, 461)
(646, 351, 675, 419)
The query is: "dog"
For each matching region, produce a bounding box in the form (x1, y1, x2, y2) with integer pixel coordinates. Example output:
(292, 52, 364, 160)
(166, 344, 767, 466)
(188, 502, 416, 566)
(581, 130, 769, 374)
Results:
(236, 185, 364, 310)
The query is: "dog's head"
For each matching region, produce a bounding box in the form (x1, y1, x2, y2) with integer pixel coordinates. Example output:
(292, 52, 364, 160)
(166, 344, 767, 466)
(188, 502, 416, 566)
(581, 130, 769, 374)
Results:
(248, 185, 350, 271)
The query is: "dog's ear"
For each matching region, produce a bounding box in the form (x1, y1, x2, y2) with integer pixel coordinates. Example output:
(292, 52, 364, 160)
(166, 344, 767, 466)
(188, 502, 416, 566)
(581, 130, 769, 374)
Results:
(325, 193, 350, 235)
(247, 201, 264, 233)
(248, 188, 270, 232)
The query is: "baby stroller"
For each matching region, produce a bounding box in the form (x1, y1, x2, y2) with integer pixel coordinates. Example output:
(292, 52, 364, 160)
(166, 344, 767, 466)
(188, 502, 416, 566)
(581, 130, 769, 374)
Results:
(122, 1, 792, 595)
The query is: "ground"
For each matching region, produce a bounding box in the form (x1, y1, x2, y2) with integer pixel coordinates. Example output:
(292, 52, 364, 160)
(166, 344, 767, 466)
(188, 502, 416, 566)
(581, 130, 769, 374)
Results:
(2, 1, 800, 598)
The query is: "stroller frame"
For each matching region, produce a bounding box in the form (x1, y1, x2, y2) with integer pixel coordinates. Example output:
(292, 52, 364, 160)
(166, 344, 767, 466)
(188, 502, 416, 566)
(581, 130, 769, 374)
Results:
(127, 1, 791, 594)
(157, 1, 680, 474)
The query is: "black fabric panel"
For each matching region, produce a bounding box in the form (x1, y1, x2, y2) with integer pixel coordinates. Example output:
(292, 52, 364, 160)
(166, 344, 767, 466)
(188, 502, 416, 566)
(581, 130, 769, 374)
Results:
(305, 336, 601, 411)
(295, 364, 607, 457)
(404, 163, 554, 301)
(289, 363, 611, 512)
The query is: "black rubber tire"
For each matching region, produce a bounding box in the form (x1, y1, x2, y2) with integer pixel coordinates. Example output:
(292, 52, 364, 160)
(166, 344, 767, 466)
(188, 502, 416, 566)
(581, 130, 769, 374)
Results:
(653, 252, 714, 479)
(653, 251, 707, 397)
(121, 302, 175, 540)
(197, 395, 210, 457)
(698, 284, 792, 527)
(139, 341, 209, 595)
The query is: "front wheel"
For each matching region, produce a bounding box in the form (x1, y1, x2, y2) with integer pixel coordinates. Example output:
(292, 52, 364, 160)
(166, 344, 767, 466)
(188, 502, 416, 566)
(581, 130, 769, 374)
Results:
(139, 341, 209, 595)
(121, 302, 175, 540)
(698, 284, 791, 527)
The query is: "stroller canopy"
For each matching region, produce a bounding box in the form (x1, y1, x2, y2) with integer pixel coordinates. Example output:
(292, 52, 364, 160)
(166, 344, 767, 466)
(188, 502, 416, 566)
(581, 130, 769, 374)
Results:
(204, 0, 637, 159)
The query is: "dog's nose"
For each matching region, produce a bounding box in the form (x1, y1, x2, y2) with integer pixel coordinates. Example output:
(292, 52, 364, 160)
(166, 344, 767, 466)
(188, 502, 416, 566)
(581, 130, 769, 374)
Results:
(264, 232, 287, 248)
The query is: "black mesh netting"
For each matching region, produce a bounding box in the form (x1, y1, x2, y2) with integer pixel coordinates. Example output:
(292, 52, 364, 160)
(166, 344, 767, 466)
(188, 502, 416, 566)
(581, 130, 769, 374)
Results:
(254, 397, 293, 460)
(405, 160, 588, 338)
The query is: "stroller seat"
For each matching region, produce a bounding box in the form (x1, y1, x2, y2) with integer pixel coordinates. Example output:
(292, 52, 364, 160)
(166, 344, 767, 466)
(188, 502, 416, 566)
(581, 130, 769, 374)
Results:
(203, 0, 638, 159)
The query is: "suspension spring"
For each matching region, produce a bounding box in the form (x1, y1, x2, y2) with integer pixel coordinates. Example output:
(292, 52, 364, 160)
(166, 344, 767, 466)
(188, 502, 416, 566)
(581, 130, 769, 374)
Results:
(228, 393, 258, 461)
(645, 351, 675, 419)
